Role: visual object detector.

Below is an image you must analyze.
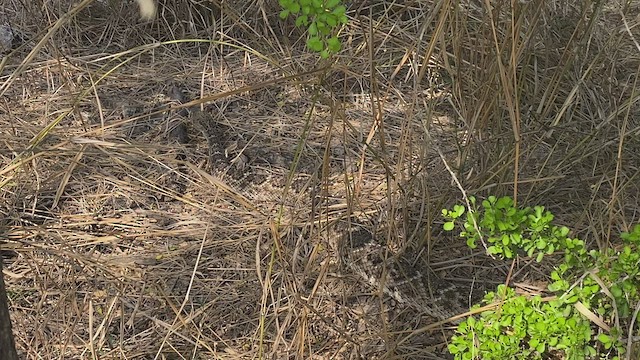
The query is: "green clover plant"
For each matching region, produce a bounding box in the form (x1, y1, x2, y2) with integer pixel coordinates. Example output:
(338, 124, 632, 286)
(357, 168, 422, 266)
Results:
(279, 0, 347, 58)
(442, 197, 640, 359)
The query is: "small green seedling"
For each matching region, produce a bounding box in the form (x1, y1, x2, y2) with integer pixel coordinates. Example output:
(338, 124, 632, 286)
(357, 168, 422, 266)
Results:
(279, 0, 347, 57)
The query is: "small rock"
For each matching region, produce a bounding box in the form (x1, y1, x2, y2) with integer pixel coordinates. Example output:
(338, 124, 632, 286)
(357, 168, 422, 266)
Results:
(0, 23, 15, 53)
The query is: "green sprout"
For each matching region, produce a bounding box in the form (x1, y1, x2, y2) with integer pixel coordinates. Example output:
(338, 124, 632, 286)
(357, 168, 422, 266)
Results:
(279, 0, 347, 58)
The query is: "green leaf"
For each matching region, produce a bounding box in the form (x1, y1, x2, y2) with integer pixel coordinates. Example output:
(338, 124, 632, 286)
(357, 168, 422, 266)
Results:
(279, 9, 290, 19)
(566, 294, 578, 303)
(320, 49, 330, 58)
(504, 246, 513, 258)
(496, 196, 512, 209)
(308, 22, 318, 35)
(611, 285, 623, 298)
(306, 36, 324, 51)
(444, 222, 455, 231)
(326, 0, 340, 8)
(527, 246, 535, 257)
(467, 317, 476, 326)
(467, 238, 477, 249)
(290, 2, 300, 12)
(317, 21, 330, 34)
(332, 4, 346, 15)
(326, 14, 337, 27)
(546, 243, 555, 254)
(621, 224, 640, 243)
(598, 334, 613, 349)
(295, 15, 309, 26)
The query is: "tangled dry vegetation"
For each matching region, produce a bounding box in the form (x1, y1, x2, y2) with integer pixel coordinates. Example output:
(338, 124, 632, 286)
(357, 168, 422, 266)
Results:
(1, 0, 639, 358)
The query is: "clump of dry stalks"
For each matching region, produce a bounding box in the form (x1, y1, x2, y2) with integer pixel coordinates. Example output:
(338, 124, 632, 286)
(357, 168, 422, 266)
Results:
(0, 0, 638, 358)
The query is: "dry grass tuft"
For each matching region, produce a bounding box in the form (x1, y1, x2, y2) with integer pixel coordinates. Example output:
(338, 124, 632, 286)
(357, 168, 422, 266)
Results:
(0, 0, 639, 358)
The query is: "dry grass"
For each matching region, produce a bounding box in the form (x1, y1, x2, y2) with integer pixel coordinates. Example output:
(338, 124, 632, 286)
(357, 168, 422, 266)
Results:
(1, 0, 639, 358)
